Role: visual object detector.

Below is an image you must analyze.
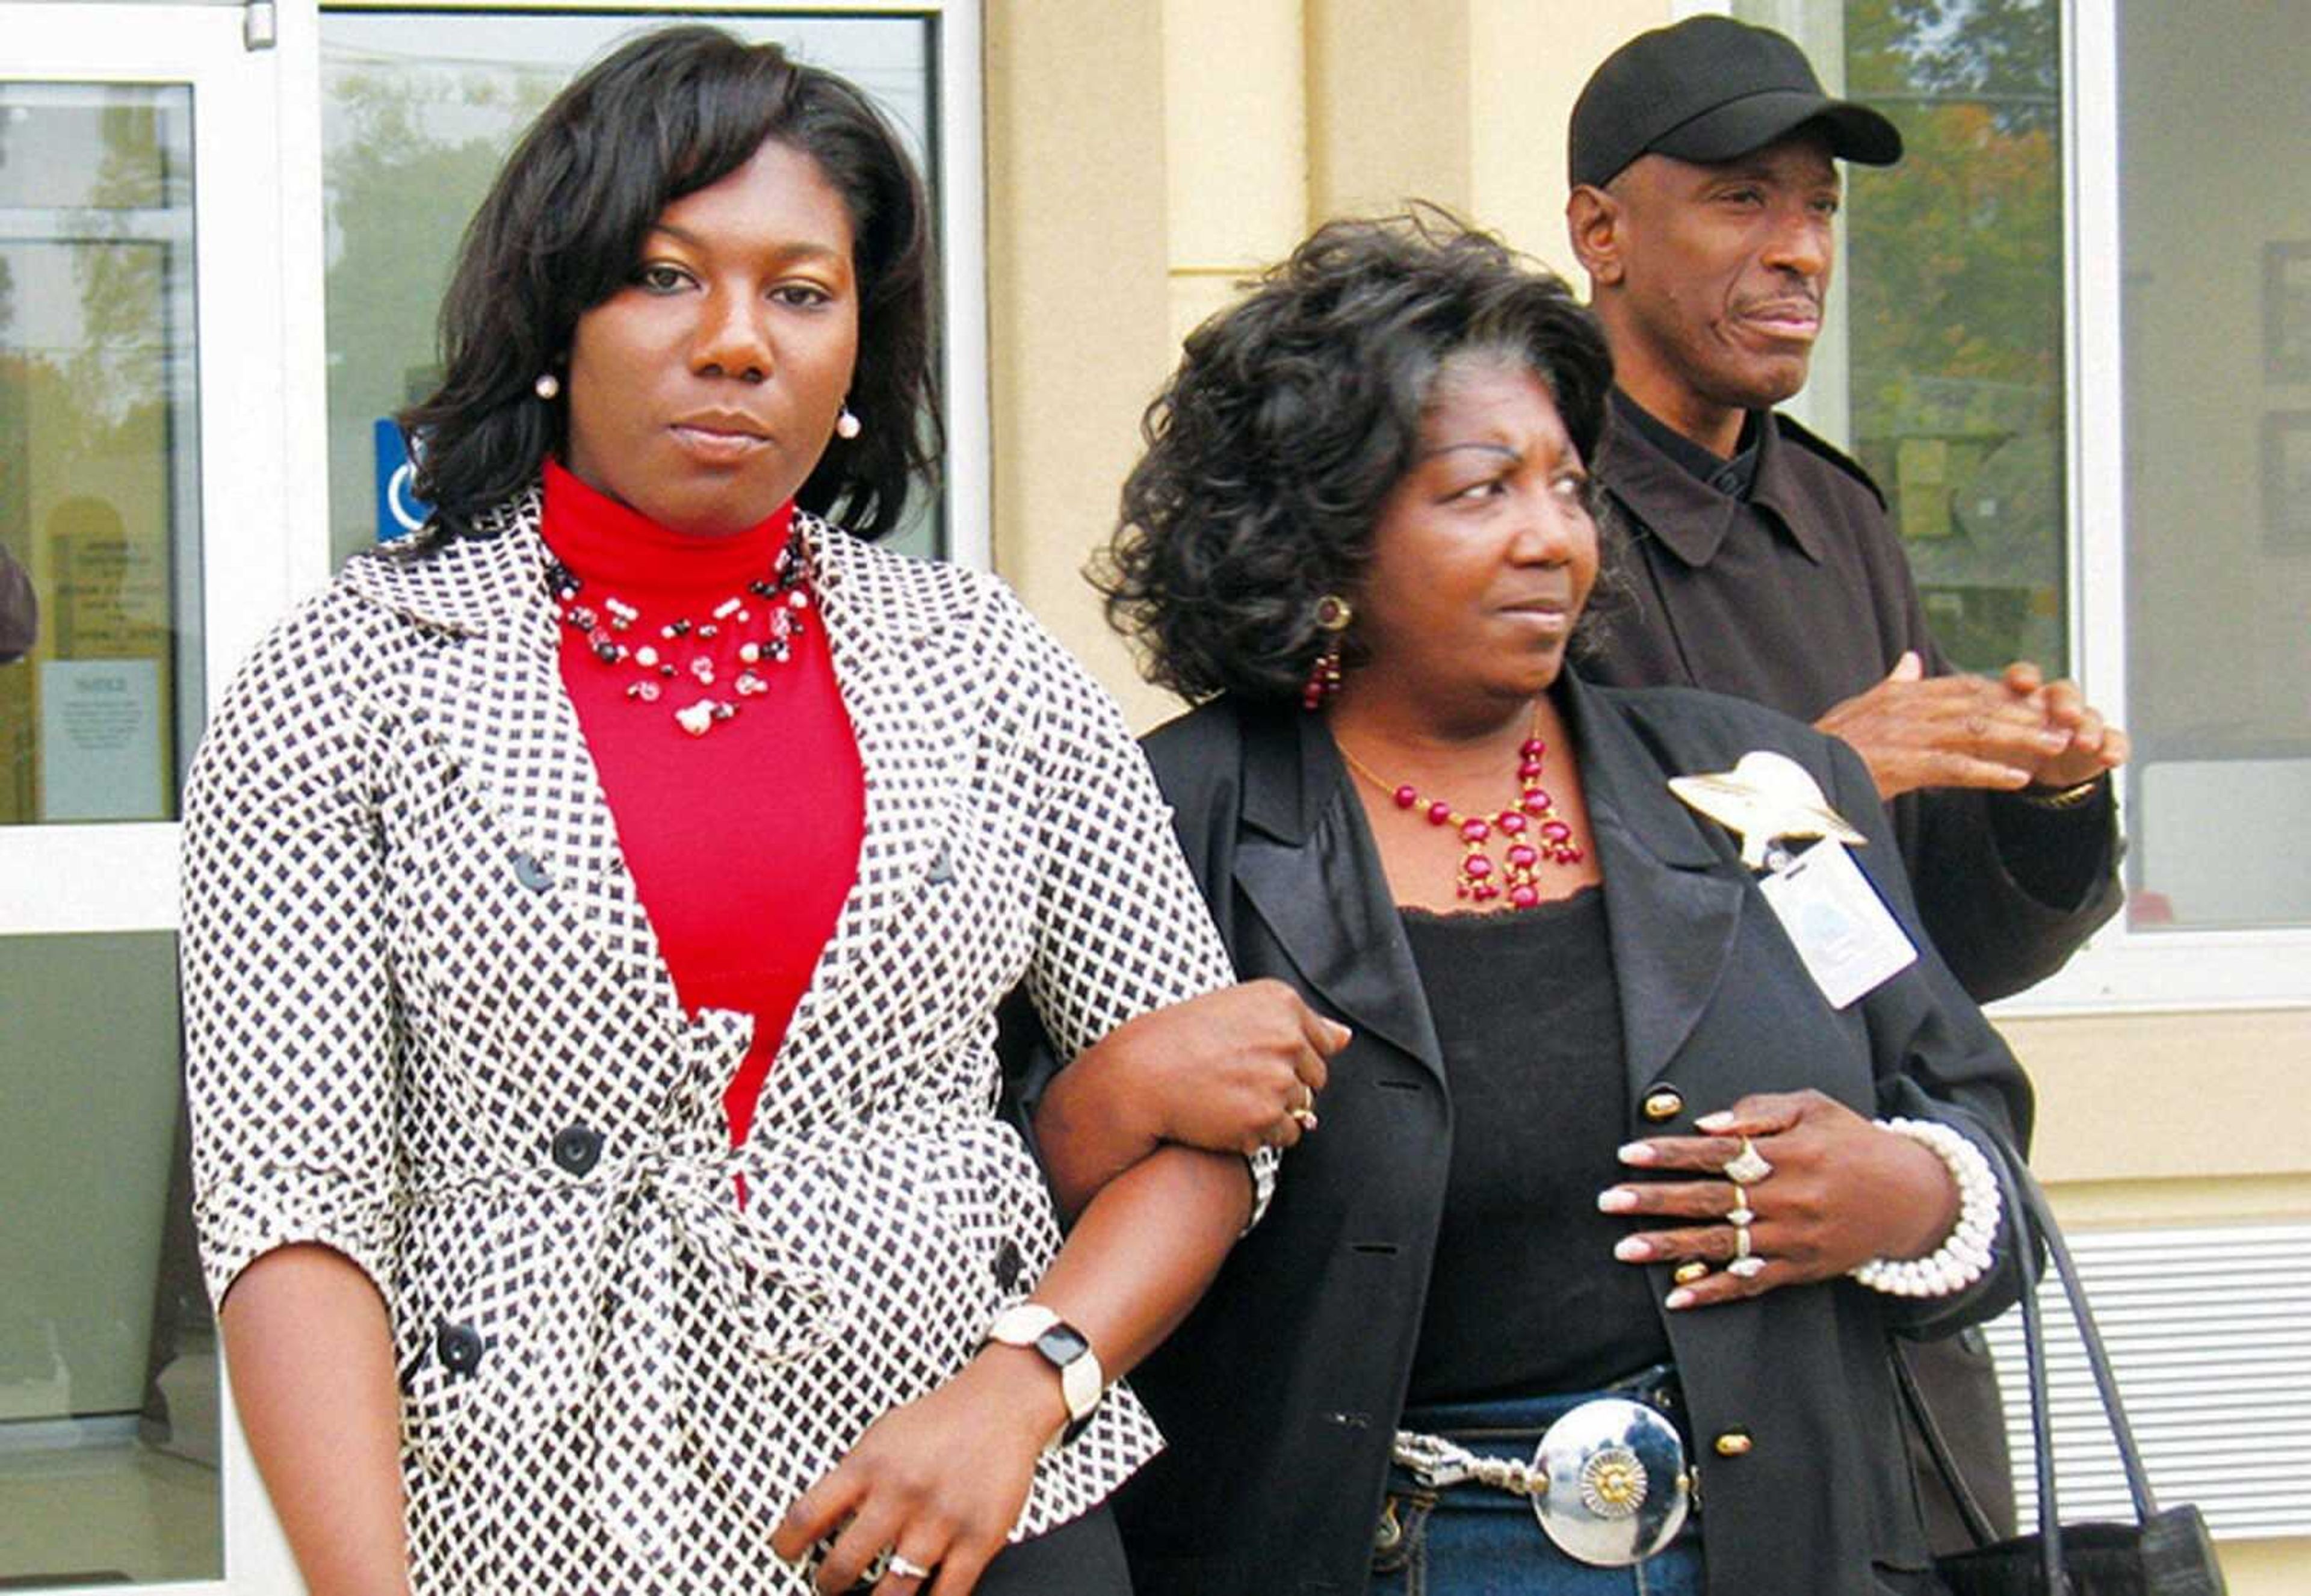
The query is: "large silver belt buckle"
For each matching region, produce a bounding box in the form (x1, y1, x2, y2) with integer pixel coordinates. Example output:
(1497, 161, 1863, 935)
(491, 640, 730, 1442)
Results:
(1530, 1396, 1692, 1567)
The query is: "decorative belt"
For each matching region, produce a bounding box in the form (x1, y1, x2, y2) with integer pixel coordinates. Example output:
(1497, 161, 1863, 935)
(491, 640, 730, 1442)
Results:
(1390, 1393, 1695, 1567)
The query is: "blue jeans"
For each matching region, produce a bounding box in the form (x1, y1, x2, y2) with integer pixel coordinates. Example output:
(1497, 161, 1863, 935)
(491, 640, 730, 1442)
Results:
(1370, 1374, 1706, 1596)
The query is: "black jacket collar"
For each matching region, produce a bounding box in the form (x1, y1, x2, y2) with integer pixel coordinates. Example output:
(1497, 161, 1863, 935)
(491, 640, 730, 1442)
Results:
(1603, 394, 1831, 568)
(1230, 672, 1747, 1095)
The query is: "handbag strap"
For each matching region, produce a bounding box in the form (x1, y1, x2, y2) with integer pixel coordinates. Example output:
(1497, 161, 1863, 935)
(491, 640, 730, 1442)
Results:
(1890, 1338, 2003, 1547)
(2007, 1151, 2163, 1522)
(2007, 1151, 2067, 1592)
(1970, 1124, 2166, 1592)
(1889, 1113, 2173, 1585)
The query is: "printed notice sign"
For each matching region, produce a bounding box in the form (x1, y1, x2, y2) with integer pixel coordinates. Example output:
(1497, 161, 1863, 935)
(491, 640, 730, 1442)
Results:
(39, 658, 164, 821)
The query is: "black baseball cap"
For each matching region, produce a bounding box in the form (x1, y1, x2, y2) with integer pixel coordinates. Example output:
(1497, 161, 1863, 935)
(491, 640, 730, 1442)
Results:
(1568, 16, 1902, 189)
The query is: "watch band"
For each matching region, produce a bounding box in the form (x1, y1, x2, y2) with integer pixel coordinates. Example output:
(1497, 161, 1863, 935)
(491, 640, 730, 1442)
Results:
(985, 1303, 1104, 1446)
(2017, 773, 2105, 810)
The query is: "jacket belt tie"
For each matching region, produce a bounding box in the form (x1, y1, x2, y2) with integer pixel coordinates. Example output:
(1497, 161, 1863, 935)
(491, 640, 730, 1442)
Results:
(584, 1143, 843, 1569)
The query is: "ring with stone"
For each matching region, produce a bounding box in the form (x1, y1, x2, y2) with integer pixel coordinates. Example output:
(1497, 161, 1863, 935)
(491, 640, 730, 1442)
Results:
(1287, 1084, 1319, 1130)
(887, 1552, 934, 1581)
(1722, 1136, 1774, 1185)
(1727, 1255, 1768, 1280)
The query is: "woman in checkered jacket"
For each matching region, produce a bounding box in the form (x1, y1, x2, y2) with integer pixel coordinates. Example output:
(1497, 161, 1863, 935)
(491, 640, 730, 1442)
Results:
(179, 28, 1338, 1596)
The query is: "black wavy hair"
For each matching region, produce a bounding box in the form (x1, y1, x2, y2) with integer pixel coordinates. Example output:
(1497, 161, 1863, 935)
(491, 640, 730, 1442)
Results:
(1097, 209, 1614, 705)
(398, 25, 939, 540)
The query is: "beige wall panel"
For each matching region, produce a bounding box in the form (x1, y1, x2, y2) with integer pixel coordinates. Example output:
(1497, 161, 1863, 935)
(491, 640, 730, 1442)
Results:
(1466, 0, 1672, 274)
(2212, 1538, 2311, 1596)
(1998, 1010, 2311, 1186)
(983, 0, 1179, 722)
(2046, 1172, 2311, 1232)
(1164, 0, 1307, 269)
(1167, 270, 1258, 356)
(1305, 0, 1473, 222)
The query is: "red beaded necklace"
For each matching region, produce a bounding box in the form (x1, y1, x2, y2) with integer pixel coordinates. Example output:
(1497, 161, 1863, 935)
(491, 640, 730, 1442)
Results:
(1337, 718, 1585, 909)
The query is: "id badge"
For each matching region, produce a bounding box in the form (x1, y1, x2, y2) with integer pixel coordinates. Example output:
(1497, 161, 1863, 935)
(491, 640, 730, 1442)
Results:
(1757, 841, 1917, 1009)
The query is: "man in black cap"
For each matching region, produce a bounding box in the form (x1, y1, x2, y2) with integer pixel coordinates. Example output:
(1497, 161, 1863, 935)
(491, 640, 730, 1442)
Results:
(1562, 11, 2127, 1554)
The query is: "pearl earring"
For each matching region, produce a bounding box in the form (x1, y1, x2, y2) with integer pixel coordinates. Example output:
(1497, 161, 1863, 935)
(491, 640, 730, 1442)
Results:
(533, 372, 561, 401)
(835, 405, 862, 441)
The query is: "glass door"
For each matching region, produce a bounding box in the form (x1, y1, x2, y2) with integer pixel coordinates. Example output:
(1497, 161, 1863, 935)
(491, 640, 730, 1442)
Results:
(0, 5, 300, 1591)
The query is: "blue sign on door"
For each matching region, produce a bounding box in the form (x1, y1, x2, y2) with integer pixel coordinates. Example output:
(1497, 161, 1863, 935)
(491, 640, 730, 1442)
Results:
(374, 419, 432, 541)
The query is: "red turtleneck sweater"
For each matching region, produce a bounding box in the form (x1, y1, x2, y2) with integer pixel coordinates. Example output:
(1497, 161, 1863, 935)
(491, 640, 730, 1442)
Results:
(540, 460, 864, 1146)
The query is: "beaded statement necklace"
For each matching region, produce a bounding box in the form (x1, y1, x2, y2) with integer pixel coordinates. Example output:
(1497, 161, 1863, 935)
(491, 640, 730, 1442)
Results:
(1338, 719, 1586, 909)
(543, 526, 813, 738)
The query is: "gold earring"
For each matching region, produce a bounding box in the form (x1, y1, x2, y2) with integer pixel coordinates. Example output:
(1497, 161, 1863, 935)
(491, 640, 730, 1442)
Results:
(1301, 595, 1352, 711)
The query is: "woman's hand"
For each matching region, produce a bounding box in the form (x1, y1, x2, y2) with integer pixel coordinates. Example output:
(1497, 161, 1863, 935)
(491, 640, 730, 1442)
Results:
(1033, 980, 1350, 1218)
(772, 1344, 1062, 1595)
(1101, 979, 1349, 1155)
(1599, 1089, 1960, 1310)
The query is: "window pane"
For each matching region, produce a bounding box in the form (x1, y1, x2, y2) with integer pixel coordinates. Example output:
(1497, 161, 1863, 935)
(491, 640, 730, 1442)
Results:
(1843, 1, 2068, 676)
(2120, 0, 2311, 931)
(0, 82, 205, 825)
(1734, 1, 2068, 676)
(320, 11, 942, 566)
(0, 931, 221, 1586)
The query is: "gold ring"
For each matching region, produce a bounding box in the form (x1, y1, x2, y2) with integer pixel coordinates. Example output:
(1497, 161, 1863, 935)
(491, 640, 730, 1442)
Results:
(1674, 1260, 1710, 1286)
(1289, 1106, 1320, 1131)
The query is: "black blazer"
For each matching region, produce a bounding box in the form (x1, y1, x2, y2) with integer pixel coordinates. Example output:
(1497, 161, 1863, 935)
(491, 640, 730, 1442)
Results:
(1104, 672, 2034, 1596)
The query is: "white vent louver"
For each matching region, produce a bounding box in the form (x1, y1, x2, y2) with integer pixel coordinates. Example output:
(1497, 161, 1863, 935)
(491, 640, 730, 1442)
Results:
(1978, 1222, 2311, 1541)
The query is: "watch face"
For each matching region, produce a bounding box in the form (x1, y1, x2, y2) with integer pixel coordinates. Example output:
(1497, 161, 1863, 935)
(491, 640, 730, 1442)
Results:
(1035, 1323, 1091, 1366)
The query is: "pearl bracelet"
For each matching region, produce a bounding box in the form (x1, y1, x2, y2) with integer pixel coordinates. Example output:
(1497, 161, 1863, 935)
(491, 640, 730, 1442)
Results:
(1848, 1117, 2002, 1298)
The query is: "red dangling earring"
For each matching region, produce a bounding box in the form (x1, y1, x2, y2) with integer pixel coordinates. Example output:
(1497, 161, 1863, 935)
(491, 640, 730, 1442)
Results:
(1301, 594, 1353, 711)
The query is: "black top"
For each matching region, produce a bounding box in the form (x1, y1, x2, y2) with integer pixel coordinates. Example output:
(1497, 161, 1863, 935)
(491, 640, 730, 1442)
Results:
(1582, 387, 2121, 1002)
(1399, 888, 1670, 1403)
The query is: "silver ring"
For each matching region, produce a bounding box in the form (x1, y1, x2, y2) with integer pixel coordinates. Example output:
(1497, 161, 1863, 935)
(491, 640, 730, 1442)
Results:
(888, 1553, 933, 1580)
(1724, 1204, 1756, 1228)
(1727, 1255, 1767, 1280)
(1722, 1137, 1773, 1185)
(1288, 1106, 1320, 1131)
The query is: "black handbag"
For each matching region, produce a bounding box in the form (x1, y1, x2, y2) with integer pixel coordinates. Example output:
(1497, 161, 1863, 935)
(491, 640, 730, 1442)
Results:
(1899, 1142, 2226, 1596)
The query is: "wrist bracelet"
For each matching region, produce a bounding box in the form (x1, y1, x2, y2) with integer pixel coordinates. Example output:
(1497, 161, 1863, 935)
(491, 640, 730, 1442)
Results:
(985, 1303, 1104, 1450)
(2017, 775, 2104, 811)
(1849, 1118, 2001, 1299)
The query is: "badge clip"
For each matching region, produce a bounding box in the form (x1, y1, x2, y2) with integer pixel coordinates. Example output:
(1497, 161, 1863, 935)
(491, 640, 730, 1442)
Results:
(1667, 751, 1865, 871)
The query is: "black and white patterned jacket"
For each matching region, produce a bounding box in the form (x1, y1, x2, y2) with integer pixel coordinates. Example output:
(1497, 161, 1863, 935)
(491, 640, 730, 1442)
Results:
(180, 490, 1244, 1593)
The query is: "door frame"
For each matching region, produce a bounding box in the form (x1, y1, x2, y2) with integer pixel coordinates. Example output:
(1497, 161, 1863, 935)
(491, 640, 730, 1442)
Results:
(1, 8, 305, 1591)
